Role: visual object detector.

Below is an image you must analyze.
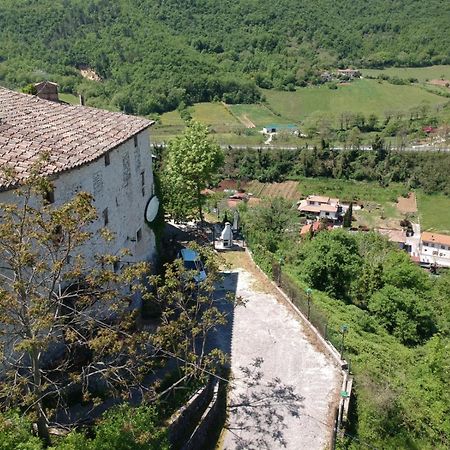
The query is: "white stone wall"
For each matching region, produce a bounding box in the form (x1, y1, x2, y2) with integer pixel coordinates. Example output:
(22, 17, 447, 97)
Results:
(419, 241, 450, 267)
(319, 210, 338, 220)
(0, 128, 157, 269)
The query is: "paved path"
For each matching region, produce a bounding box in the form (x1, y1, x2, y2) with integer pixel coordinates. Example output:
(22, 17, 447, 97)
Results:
(220, 267, 341, 450)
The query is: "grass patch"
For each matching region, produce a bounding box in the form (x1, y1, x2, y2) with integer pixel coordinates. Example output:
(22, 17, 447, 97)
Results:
(158, 110, 185, 126)
(228, 103, 292, 127)
(361, 65, 450, 83)
(416, 192, 450, 234)
(190, 102, 240, 127)
(59, 92, 80, 104)
(296, 177, 406, 203)
(263, 79, 447, 120)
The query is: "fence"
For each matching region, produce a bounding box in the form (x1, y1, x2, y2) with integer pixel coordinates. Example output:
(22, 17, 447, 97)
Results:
(272, 261, 351, 366)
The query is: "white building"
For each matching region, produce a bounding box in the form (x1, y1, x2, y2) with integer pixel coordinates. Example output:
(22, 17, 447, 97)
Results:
(0, 87, 157, 270)
(418, 232, 450, 268)
(298, 195, 340, 221)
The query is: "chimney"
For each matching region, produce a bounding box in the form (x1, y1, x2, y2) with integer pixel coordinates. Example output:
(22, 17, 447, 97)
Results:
(79, 94, 85, 106)
(34, 81, 59, 102)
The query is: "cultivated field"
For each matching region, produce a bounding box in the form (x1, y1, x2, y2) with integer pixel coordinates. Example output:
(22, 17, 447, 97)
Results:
(245, 180, 300, 201)
(263, 79, 447, 120)
(190, 102, 240, 128)
(361, 65, 450, 83)
(228, 104, 291, 127)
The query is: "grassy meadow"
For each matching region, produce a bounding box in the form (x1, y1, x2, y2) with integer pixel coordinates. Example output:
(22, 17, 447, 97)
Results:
(417, 192, 450, 234)
(59, 92, 80, 104)
(262, 79, 447, 121)
(189, 102, 240, 129)
(361, 65, 450, 82)
(228, 103, 290, 127)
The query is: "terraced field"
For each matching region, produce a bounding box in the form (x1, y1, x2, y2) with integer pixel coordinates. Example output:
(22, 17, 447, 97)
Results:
(245, 180, 300, 201)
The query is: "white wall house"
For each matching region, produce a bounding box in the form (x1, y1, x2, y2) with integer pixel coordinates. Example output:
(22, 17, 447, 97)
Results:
(0, 87, 157, 272)
(298, 195, 340, 221)
(418, 232, 450, 268)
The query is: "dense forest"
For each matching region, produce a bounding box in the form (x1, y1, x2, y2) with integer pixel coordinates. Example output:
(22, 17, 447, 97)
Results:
(222, 144, 450, 195)
(0, 0, 449, 113)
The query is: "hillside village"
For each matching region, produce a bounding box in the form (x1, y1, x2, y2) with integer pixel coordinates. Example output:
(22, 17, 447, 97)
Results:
(0, 2, 450, 448)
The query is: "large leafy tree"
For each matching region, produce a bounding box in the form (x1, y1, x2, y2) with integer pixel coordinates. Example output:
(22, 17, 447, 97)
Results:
(162, 121, 224, 222)
(296, 229, 362, 300)
(368, 285, 435, 345)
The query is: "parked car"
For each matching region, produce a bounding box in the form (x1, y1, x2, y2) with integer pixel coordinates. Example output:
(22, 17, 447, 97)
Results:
(178, 248, 207, 283)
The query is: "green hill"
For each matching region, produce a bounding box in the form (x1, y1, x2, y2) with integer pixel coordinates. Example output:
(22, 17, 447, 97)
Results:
(0, 0, 449, 114)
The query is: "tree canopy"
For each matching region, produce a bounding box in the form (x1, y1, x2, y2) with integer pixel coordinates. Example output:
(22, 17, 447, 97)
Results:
(0, 0, 449, 113)
(162, 121, 224, 222)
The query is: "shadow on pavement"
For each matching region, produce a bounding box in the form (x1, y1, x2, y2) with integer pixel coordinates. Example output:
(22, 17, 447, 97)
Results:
(225, 357, 305, 450)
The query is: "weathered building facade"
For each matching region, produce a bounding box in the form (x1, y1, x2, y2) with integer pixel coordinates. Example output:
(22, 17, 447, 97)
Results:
(0, 87, 157, 268)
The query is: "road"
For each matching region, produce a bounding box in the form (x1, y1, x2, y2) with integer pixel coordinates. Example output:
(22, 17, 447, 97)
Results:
(216, 260, 341, 450)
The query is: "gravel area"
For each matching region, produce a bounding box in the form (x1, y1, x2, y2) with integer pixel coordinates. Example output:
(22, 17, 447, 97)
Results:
(220, 266, 342, 450)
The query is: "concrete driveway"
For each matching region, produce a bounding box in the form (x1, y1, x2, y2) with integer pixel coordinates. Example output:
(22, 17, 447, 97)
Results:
(218, 256, 341, 450)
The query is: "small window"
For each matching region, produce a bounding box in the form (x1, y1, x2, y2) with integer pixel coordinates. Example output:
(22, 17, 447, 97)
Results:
(44, 188, 55, 204)
(325, 212, 329, 216)
(141, 170, 145, 196)
(134, 135, 138, 147)
(441, 245, 446, 249)
(137, 228, 142, 242)
(102, 208, 109, 226)
(105, 153, 110, 166)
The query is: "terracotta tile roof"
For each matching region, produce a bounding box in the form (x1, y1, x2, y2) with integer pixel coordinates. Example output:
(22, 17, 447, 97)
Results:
(307, 195, 330, 203)
(0, 88, 153, 190)
(298, 203, 338, 213)
(421, 232, 450, 247)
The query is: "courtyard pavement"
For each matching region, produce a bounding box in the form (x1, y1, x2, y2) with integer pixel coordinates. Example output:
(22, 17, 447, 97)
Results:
(218, 263, 342, 450)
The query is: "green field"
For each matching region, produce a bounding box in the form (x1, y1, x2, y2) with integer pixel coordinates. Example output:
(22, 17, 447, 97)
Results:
(189, 102, 240, 128)
(417, 192, 450, 234)
(159, 109, 185, 126)
(296, 177, 406, 203)
(59, 93, 80, 104)
(228, 104, 291, 127)
(361, 65, 450, 83)
(263, 79, 447, 121)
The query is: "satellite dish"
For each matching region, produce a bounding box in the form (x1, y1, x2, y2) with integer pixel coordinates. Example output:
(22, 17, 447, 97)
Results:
(145, 196, 159, 222)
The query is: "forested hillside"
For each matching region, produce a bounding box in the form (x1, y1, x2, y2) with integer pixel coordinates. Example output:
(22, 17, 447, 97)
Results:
(0, 0, 449, 114)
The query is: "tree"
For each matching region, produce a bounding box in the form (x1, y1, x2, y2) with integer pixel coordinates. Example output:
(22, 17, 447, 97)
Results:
(342, 202, 353, 228)
(162, 121, 224, 222)
(368, 286, 435, 345)
(240, 197, 297, 254)
(0, 161, 232, 445)
(297, 230, 362, 300)
(0, 162, 154, 443)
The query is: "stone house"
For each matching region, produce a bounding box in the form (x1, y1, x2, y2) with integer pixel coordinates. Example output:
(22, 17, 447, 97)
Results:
(0, 87, 157, 272)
